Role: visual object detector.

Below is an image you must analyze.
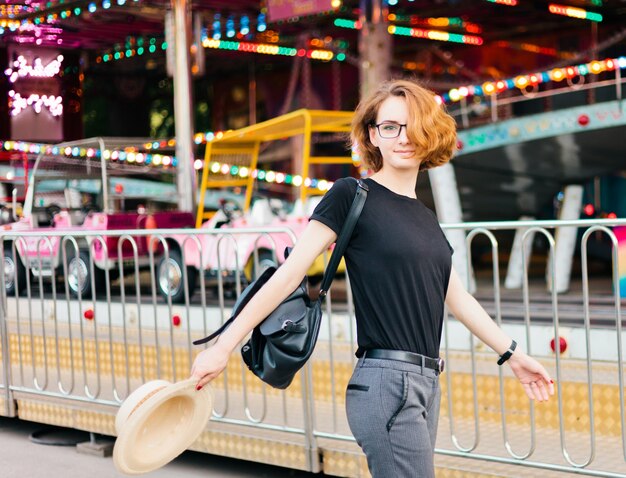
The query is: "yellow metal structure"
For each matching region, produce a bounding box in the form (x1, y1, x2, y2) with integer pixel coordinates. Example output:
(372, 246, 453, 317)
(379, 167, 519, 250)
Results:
(196, 109, 355, 227)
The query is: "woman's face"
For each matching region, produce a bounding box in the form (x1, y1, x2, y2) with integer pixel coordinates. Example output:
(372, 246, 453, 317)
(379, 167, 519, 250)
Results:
(368, 95, 420, 171)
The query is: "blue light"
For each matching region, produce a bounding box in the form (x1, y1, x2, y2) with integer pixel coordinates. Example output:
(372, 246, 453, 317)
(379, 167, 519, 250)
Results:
(117, 0, 126, 5)
(212, 14, 221, 40)
(226, 15, 235, 38)
(257, 13, 266, 32)
(388, 0, 398, 4)
(240, 15, 250, 36)
(102, 0, 111, 9)
(618, 57, 626, 69)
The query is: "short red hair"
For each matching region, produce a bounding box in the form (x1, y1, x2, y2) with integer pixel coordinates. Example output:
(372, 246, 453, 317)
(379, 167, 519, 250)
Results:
(351, 79, 457, 171)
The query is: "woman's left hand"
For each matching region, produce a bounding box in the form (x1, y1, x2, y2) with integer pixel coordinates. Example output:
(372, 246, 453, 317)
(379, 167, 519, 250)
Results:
(507, 351, 555, 402)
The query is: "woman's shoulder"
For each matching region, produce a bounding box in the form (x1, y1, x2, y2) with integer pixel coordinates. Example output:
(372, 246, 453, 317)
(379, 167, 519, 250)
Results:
(329, 176, 359, 195)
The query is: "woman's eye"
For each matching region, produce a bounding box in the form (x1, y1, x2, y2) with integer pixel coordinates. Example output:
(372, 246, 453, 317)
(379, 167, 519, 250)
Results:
(382, 125, 398, 131)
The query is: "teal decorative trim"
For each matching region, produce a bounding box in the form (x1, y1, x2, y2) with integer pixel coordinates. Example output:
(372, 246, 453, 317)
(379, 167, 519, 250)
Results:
(456, 99, 626, 156)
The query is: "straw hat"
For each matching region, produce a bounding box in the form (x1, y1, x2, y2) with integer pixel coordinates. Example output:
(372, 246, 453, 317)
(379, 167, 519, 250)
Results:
(113, 378, 213, 475)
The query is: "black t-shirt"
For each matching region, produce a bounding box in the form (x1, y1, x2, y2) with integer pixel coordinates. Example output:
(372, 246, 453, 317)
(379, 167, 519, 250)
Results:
(310, 177, 453, 359)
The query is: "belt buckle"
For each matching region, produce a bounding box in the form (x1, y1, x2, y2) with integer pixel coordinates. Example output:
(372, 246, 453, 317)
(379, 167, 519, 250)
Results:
(437, 358, 445, 374)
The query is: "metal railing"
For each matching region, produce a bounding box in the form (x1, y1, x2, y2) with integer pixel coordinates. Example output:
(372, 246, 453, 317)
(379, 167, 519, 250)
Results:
(0, 219, 625, 476)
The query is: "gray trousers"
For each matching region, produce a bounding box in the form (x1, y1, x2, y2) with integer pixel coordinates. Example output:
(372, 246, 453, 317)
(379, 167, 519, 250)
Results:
(345, 356, 441, 478)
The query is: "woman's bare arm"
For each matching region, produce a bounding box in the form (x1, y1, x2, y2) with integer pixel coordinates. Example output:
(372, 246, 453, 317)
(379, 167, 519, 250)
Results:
(445, 266, 555, 401)
(192, 220, 337, 387)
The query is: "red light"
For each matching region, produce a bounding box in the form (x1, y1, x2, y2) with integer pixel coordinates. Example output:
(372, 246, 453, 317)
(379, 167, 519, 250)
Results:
(172, 315, 181, 327)
(83, 309, 94, 320)
(550, 336, 567, 354)
(584, 204, 595, 216)
(578, 114, 590, 126)
(607, 212, 617, 219)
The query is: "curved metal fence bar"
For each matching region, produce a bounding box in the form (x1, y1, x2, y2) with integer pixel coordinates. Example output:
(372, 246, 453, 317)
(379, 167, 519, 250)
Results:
(582, 226, 623, 464)
(117, 235, 141, 399)
(469, 228, 536, 460)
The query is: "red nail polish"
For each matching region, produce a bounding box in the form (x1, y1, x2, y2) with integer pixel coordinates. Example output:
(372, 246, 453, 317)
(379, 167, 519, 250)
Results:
(196, 385, 203, 391)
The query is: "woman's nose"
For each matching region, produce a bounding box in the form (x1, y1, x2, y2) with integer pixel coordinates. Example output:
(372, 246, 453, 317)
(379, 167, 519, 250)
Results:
(397, 125, 409, 143)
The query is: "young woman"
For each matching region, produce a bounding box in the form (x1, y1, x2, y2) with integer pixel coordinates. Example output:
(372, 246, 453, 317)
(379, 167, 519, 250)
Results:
(191, 79, 554, 477)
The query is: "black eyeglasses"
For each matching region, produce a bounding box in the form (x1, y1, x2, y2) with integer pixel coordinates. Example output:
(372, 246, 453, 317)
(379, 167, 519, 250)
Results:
(372, 122, 407, 139)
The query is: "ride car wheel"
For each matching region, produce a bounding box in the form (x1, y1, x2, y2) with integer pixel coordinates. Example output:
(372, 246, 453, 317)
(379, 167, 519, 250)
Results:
(66, 249, 104, 298)
(157, 248, 197, 303)
(3, 246, 27, 296)
(244, 249, 277, 282)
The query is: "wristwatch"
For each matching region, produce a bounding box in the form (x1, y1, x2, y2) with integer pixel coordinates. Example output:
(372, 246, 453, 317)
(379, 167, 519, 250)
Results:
(497, 340, 517, 365)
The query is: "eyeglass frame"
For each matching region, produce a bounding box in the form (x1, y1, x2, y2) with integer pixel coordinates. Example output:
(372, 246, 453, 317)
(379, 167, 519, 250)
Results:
(371, 122, 408, 139)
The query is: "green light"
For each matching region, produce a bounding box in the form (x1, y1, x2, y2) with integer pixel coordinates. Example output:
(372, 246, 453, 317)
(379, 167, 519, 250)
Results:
(392, 26, 412, 36)
(150, 38, 156, 44)
(161, 42, 167, 50)
(337, 53, 346, 61)
(60, 11, 67, 18)
(334, 18, 358, 29)
(74, 7, 81, 15)
(149, 45, 156, 53)
(126, 49, 132, 56)
(34, 18, 40, 24)
(447, 33, 465, 44)
(586, 11, 602, 22)
(137, 47, 144, 55)
(114, 52, 120, 59)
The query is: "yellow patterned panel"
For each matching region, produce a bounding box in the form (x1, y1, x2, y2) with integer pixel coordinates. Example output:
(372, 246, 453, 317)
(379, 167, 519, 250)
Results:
(192, 431, 308, 470)
(435, 469, 500, 478)
(17, 400, 74, 428)
(439, 374, 620, 437)
(322, 450, 370, 478)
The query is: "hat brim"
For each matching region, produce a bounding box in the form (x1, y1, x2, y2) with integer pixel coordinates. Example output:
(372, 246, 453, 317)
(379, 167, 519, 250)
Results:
(113, 378, 212, 475)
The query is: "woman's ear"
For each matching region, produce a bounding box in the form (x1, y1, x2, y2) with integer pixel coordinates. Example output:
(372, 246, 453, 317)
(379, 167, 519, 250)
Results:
(368, 125, 379, 148)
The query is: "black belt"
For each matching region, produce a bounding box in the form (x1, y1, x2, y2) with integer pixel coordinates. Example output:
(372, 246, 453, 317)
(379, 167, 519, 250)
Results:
(364, 349, 445, 373)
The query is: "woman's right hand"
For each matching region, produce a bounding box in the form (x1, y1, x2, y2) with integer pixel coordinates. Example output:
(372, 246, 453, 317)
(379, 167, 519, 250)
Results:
(191, 341, 231, 390)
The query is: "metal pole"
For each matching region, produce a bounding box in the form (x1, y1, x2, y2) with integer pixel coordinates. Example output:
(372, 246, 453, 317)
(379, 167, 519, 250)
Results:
(172, 0, 196, 212)
(249, 62, 257, 125)
(0, 267, 14, 416)
(358, 0, 391, 99)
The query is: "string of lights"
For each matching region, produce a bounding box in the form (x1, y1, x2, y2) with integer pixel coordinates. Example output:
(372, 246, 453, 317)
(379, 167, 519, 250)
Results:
(548, 4, 602, 22)
(438, 57, 626, 103)
(0, 141, 343, 190)
(202, 160, 335, 192)
(334, 19, 483, 45)
(96, 36, 343, 64)
(0, 141, 177, 168)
